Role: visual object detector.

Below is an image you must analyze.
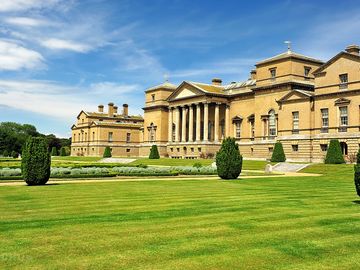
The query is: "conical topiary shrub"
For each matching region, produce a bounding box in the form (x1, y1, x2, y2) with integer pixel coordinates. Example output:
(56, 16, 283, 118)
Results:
(271, 142, 286, 162)
(51, 146, 58, 156)
(21, 137, 51, 185)
(354, 150, 360, 196)
(215, 137, 243, 179)
(3, 150, 9, 157)
(60, 147, 67, 156)
(103, 146, 112, 158)
(149, 145, 160, 159)
(325, 139, 345, 164)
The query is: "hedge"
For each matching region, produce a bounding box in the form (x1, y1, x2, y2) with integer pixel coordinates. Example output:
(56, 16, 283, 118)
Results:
(103, 146, 112, 158)
(271, 142, 286, 162)
(325, 139, 345, 164)
(149, 145, 160, 159)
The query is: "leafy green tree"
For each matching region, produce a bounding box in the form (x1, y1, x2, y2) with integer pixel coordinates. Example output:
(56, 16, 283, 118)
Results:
(11, 151, 19, 159)
(215, 137, 243, 179)
(271, 142, 286, 162)
(325, 139, 345, 164)
(21, 137, 51, 185)
(354, 150, 360, 197)
(103, 146, 112, 158)
(2, 150, 9, 157)
(149, 145, 160, 159)
(51, 146, 58, 156)
(60, 147, 67, 156)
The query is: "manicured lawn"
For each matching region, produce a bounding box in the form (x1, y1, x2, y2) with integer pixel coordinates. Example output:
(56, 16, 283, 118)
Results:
(0, 164, 359, 269)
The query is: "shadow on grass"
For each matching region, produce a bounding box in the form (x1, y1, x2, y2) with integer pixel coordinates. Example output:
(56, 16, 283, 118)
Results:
(352, 200, 360, 205)
(25, 183, 60, 187)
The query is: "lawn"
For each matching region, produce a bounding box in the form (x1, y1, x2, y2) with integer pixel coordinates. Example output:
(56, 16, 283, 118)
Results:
(0, 164, 359, 269)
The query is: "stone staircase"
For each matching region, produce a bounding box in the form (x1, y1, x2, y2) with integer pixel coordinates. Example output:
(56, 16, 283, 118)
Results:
(272, 162, 309, 172)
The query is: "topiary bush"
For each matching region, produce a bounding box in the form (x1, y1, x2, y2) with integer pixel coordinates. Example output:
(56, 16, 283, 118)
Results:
(271, 142, 286, 162)
(103, 146, 112, 158)
(325, 139, 345, 164)
(51, 146, 58, 156)
(215, 137, 243, 179)
(2, 150, 9, 157)
(354, 150, 360, 197)
(60, 147, 67, 156)
(21, 137, 51, 185)
(11, 151, 19, 159)
(149, 145, 160, 159)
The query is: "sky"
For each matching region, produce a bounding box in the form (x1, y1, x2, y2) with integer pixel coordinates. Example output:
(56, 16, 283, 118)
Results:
(0, 0, 359, 138)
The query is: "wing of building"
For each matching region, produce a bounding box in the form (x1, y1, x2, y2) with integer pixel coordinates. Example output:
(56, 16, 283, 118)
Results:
(71, 44, 360, 162)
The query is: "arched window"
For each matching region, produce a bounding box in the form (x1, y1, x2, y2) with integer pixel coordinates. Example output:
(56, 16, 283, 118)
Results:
(148, 123, 156, 142)
(268, 110, 277, 137)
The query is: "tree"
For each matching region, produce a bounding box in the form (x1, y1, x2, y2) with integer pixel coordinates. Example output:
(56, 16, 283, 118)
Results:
(2, 150, 9, 157)
(21, 137, 51, 185)
(271, 142, 286, 162)
(325, 139, 345, 164)
(11, 150, 18, 159)
(355, 150, 360, 196)
(103, 146, 112, 158)
(60, 147, 67, 156)
(51, 146, 58, 156)
(149, 145, 160, 159)
(215, 137, 243, 179)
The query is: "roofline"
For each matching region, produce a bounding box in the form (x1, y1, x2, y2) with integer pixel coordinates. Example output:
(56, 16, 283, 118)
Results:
(313, 51, 360, 75)
(256, 54, 324, 67)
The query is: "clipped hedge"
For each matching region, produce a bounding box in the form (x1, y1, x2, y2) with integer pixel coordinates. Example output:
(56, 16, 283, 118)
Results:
(21, 137, 51, 185)
(271, 142, 286, 162)
(60, 147, 67, 156)
(325, 139, 345, 164)
(51, 147, 58, 156)
(103, 146, 112, 158)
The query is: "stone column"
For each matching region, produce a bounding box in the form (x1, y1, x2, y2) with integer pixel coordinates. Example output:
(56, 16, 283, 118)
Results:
(214, 103, 220, 142)
(203, 103, 209, 142)
(181, 106, 187, 142)
(168, 107, 173, 142)
(196, 103, 201, 141)
(188, 105, 194, 142)
(225, 104, 230, 138)
(175, 107, 180, 142)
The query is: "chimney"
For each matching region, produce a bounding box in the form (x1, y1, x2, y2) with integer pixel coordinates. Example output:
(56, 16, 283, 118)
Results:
(122, 104, 128, 116)
(212, 78, 222, 86)
(108, 102, 114, 117)
(98, 104, 104, 113)
(345, 45, 360, 55)
(250, 69, 257, 80)
(113, 105, 118, 114)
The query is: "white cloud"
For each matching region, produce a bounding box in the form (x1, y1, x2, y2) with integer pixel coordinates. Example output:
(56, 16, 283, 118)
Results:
(0, 0, 63, 12)
(0, 79, 142, 119)
(40, 38, 92, 53)
(0, 40, 45, 71)
(4, 17, 53, 27)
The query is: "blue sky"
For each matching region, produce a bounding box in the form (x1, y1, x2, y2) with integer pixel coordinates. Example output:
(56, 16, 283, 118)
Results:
(0, 0, 359, 137)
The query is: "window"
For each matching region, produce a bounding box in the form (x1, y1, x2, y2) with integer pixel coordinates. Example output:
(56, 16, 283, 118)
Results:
(170, 148, 173, 152)
(320, 144, 328, 152)
(126, 133, 131, 143)
(92, 132, 95, 141)
(108, 132, 113, 142)
(235, 122, 241, 138)
(191, 148, 194, 152)
(339, 74, 348, 89)
(269, 147, 273, 153)
(151, 94, 155, 102)
(304, 66, 311, 77)
(148, 123, 156, 142)
(126, 148, 131, 153)
(198, 147, 201, 152)
(292, 111, 299, 132)
(269, 110, 277, 138)
(292, 145, 299, 152)
(321, 108, 329, 133)
(73, 134, 76, 142)
(172, 124, 176, 142)
(340, 142, 348, 155)
(339, 106, 348, 132)
(270, 68, 276, 80)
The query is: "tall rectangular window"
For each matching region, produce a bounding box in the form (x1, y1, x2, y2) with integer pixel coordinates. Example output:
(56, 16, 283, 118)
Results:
(235, 122, 241, 138)
(304, 66, 311, 77)
(92, 132, 95, 141)
(292, 111, 299, 131)
(339, 106, 348, 132)
(270, 68, 276, 80)
(126, 133, 131, 143)
(339, 73, 348, 89)
(151, 94, 155, 102)
(108, 132, 113, 142)
(321, 108, 329, 133)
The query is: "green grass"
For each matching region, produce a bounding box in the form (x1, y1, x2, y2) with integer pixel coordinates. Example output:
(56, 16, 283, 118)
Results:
(0, 163, 359, 269)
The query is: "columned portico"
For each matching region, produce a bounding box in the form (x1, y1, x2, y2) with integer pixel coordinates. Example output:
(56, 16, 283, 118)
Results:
(196, 104, 201, 141)
(188, 105, 194, 142)
(175, 107, 180, 142)
(214, 103, 220, 142)
(181, 106, 187, 142)
(203, 103, 209, 142)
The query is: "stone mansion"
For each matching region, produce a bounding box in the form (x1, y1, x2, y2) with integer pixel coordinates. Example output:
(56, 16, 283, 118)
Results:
(71, 44, 360, 162)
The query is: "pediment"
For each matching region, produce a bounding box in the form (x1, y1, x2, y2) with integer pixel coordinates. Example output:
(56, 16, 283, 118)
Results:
(277, 90, 312, 103)
(335, 97, 351, 106)
(76, 110, 88, 119)
(314, 52, 360, 75)
(232, 115, 243, 123)
(167, 82, 205, 101)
